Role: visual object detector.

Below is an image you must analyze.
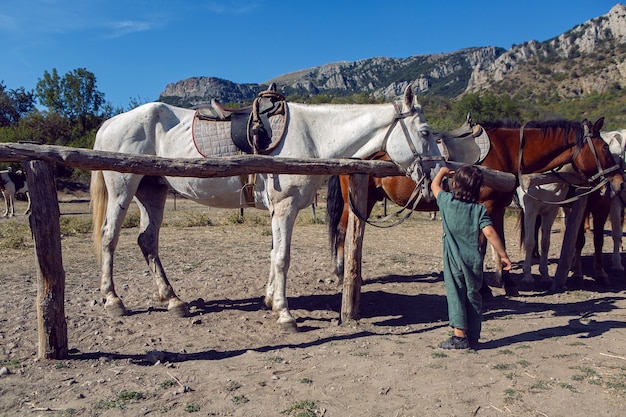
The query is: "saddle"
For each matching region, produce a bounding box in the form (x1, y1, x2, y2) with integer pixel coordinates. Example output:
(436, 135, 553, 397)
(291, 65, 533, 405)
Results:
(193, 84, 287, 156)
(437, 114, 490, 165)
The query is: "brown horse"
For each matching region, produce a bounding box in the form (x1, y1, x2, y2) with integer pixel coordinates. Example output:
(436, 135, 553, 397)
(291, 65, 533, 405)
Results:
(327, 118, 624, 296)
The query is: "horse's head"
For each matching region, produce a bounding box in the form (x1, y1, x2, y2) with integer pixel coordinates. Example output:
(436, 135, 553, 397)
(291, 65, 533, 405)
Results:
(575, 117, 624, 197)
(384, 85, 443, 200)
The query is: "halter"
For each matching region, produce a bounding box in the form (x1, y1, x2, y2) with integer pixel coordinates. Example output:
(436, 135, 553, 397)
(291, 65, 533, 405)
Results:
(347, 102, 442, 227)
(517, 123, 620, 205)
(381, 102, 443, 164)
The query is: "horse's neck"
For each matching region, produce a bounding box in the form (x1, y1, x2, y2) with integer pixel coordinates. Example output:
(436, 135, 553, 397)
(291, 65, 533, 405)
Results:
(287, 103, 396, 159)
(521, 128, 577, 173)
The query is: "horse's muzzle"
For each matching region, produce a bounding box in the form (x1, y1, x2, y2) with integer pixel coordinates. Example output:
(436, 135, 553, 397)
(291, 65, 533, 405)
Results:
(406, 159, 442, 202)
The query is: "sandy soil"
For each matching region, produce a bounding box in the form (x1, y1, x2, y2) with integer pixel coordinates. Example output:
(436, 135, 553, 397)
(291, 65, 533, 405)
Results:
(1, 193, 625, 417)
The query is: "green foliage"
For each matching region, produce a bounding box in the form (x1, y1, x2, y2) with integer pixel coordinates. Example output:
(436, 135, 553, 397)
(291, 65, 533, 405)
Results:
(282, 400, 318, 417)
(122, 212, 141, 228)
(0, 82, 35, 127)
(0, 222, 30, 250)
(59, 216, 92, 235)
(35, 68, 106, 131)
(184, 403, 200, 413)
(94, 390, 146, 410)
(453, 92, 522, 123)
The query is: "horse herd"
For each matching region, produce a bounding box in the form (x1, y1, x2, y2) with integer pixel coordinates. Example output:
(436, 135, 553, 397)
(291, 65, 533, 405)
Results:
(2, 87, 625, 331)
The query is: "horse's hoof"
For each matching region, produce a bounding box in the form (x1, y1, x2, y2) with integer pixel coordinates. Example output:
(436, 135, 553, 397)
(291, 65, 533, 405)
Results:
(105, 299, 128, 317)
(566, 276, 584, 290)
(549, 284, 566, 293)
(279, 321, 299, 333)
(504, 286, 519, 297)
(168, 300, 190, 317)
(593, 275, 611, 286)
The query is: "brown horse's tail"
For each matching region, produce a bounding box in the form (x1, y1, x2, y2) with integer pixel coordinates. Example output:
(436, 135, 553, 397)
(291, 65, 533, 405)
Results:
(326, 175, 345, 263)
(90, 170, 107, 265)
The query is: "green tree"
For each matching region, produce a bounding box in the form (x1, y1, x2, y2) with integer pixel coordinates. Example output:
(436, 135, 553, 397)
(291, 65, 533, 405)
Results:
(453, 92, 522, 123)
(0, 81, 35, 127)
(35, 68, 105, 133)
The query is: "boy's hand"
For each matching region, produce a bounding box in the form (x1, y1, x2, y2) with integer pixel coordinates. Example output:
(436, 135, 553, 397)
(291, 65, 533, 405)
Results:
(501, 256, 512, 271)
(437, 166, 453, 177)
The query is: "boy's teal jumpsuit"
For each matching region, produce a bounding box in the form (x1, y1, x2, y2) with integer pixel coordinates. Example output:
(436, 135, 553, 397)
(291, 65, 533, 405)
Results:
(436, 190, 493, 342)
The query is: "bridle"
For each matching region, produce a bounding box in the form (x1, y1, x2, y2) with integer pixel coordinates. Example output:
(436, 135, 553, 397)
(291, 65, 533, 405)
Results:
(380, 102, 444, 166)
(517, 122, 621, 205)
(347, 102, 443, 228)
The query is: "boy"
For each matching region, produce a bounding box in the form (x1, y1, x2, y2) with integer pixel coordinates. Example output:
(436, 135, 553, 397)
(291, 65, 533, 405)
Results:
(431, 165, 512, 349)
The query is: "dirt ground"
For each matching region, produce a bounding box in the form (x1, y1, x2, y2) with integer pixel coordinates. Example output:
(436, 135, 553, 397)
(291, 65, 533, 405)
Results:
(1, 191, 625, 417)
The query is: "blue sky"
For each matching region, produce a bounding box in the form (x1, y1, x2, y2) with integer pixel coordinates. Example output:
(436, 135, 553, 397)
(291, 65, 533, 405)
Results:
(0, 0, 620, 110)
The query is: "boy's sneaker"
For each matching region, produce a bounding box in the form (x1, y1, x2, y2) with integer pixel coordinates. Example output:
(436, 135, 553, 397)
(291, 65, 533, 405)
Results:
(438, 336, 469, 349)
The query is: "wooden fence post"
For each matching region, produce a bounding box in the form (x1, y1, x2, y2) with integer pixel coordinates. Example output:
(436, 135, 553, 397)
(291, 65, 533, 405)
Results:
(24, 159, 68, 359)
(341, 173, 367, 323)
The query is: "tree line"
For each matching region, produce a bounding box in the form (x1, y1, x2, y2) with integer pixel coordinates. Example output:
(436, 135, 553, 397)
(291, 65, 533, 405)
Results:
(2, 66, 621, 179)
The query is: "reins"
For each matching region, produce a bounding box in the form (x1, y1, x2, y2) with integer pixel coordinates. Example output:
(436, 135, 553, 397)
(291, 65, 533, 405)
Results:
(516, 124, 618, 205)
(347, 175, 425, 228)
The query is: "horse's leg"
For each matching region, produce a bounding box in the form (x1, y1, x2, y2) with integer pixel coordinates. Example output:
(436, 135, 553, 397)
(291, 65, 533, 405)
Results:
(99, 174, 142, 317)
(539, 209, 559, 282)
(493, 206, 518, 296)
(521, 212, 538, 284)
(8, 192, 15, 217)
(23, 191, 31, 215)
(609, 197, 624, 273)
(134, 177, 189, 317)
(570, 218, 585, 284)
(591, 203, 610, 284)
(1, 190, 8, 217)
(265, 196, 300, 331)
(583, 213, 591, 233)
(326, 175, 349, 283)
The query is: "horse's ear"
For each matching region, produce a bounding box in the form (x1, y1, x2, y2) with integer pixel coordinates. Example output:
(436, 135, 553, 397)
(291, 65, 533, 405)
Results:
(269, 82, 277, 92)
(593, 117, 605, 132)
(403, 84, 415, 111)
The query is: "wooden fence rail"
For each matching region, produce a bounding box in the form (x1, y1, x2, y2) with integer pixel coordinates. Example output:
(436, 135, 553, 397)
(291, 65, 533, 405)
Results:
(0, 142, 517, 359)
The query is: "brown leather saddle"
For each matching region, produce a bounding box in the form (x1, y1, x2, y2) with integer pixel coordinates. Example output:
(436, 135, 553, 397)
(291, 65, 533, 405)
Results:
(193, 84, 287, 156)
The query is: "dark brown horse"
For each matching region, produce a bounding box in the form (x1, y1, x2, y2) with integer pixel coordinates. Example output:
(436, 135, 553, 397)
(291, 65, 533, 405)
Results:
(327, 118, 624, 296)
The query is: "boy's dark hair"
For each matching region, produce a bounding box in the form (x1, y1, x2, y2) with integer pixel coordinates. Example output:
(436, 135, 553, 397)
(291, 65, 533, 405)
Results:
(451, 165, 483, 203)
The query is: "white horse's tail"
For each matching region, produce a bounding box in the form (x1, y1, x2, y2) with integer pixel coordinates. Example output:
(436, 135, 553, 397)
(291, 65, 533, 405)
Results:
(90, 170, 107, 265)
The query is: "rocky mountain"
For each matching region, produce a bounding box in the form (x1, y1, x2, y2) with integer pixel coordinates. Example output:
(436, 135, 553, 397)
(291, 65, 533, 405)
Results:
(159, 4, 626, 107)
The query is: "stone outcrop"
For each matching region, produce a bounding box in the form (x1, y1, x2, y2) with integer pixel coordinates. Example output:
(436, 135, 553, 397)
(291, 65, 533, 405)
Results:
(159, 4, 626, 106)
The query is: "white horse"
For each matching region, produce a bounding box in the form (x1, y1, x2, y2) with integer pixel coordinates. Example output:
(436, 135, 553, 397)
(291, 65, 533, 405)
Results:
(0, 169, 31, 217)
(91, 85, 442, 330)
(517, 130, 626, 285)
(516, 170, 571, 284)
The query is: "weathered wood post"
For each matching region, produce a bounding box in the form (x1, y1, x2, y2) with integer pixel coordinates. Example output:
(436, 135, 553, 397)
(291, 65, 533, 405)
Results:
(24, 159, 68, 359)
(341, 173, 368, 323)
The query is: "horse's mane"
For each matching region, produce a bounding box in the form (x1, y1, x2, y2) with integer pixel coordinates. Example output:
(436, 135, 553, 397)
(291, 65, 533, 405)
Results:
(524, 119, 584, 148)
(477, 119, 521, 129)
(478, 119, 584, 148)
